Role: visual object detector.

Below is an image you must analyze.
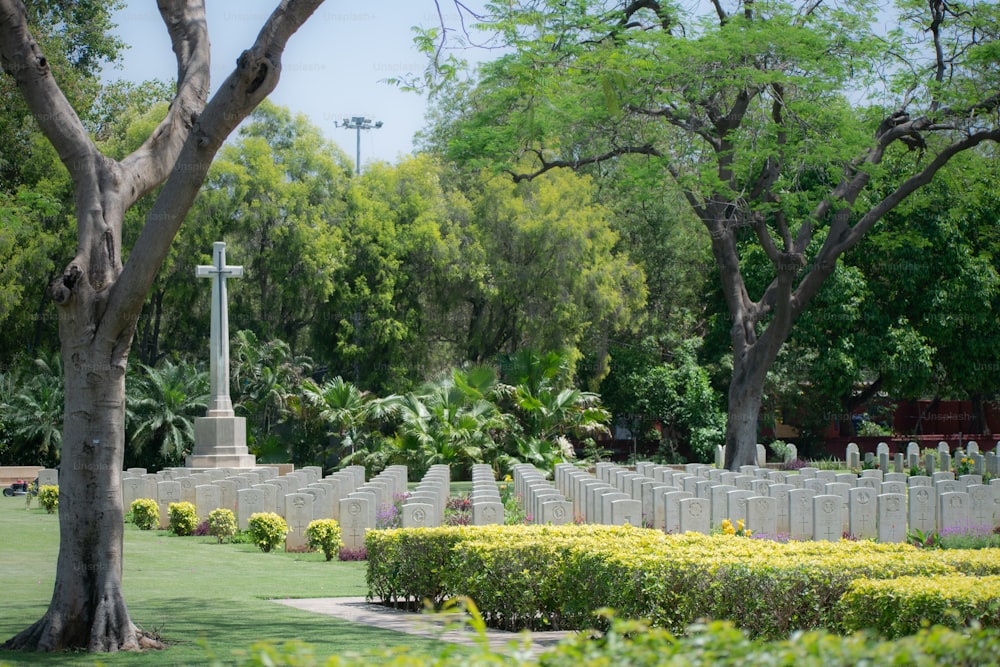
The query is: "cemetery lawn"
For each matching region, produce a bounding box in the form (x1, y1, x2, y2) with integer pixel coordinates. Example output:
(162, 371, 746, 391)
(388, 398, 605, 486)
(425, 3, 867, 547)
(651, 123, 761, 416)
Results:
(0, 498, 451, 666)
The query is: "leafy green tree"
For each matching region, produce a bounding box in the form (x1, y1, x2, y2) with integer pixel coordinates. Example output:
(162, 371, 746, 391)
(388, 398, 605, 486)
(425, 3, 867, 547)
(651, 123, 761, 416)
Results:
(230, 330, 314, 462)
(124, 358, 208, 470)
(191, 101, 351, 354)
(299, 376, 396, 468)
(460, 168, 646, 380)
(0, 353, 63, 467)
(602, 338, 725, 463)
(426, 0, 1000, 468)
(0, 0, 325, 651)
(312, 155, 466, 392)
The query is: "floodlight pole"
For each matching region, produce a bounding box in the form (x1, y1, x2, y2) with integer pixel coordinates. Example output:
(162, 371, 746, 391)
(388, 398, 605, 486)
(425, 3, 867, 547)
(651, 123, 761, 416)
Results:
(338, 116, 383, 175)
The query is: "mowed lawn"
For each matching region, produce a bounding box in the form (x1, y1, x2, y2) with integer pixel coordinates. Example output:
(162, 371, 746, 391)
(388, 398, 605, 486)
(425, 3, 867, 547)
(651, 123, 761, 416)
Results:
(0, 497, 448, 666)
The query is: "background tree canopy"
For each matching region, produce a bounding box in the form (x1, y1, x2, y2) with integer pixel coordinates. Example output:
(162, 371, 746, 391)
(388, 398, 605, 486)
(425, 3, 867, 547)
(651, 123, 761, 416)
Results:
(1, 0, 999, 473)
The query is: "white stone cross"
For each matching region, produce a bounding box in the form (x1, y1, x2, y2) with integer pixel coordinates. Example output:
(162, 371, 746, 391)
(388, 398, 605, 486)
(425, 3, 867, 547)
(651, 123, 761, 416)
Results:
(196, 242, 243, 417)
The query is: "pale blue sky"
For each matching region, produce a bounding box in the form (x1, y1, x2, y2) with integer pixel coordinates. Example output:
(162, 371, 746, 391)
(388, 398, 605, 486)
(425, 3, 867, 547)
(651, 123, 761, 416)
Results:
(106, 1, 489, 168)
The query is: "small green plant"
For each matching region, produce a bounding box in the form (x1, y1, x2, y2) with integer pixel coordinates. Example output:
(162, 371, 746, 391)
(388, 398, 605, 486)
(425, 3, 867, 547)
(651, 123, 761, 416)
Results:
(168, 501, 199, 536)
(130, 498, 159, 530)
(500, 484, 527, 525)
(207, 508, 237, 544)
(906, 527, 940, 549)
(37, 485, 58, 513)
(768, 440, 792, 462)
(855, 420, 893, 437)
(955, 456, 974, 477)
(247, 512, 288, 553)
(305, 519, 342, 560)
(580, 437, 612, 462)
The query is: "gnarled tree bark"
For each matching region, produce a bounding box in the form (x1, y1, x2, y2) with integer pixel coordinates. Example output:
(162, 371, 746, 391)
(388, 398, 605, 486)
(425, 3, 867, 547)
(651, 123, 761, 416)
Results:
(0, 0, 324, 652)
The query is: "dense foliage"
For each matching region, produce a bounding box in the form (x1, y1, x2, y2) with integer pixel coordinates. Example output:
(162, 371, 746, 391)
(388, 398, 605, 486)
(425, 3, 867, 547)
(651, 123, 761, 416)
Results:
(366, 525, 1000, 638)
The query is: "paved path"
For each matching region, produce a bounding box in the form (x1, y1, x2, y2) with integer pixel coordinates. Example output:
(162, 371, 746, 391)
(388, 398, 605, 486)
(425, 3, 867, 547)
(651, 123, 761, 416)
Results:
(274, 597, 576, 656)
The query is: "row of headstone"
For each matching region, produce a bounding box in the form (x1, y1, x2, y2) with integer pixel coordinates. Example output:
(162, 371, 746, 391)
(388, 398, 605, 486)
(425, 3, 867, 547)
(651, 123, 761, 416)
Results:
(845, 441, 1000, 477)
(338, 465, 409, 551)
(469, 464, 505, 525)
(552, 462, 646, 527)
(556, 463, 1000, 542)
(121, 465, 370, 535)
(511, 464, 573, 525)
(400, 464, 450, 529)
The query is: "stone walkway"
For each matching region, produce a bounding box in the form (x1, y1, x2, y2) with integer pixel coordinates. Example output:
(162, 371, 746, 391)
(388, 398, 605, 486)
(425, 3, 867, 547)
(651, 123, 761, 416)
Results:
(274, 597, 576, 656)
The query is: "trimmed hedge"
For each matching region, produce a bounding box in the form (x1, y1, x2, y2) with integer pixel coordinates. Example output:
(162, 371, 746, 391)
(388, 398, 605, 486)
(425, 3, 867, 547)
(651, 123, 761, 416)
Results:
(366, 525, 1000, 638)
(839, 575, 1000, 638)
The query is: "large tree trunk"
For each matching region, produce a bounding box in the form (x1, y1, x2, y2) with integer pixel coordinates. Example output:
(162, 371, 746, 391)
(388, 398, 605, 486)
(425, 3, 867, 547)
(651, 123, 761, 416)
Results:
(723, 335, 783, 470)
(0, 0, 325, 653)
(6, 333, 158, 651)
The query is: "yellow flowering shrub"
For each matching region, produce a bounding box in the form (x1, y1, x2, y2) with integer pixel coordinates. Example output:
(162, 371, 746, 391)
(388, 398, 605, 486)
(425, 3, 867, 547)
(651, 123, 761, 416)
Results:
(365, 525, 1000, 638)
(839, 575, 1000, 638)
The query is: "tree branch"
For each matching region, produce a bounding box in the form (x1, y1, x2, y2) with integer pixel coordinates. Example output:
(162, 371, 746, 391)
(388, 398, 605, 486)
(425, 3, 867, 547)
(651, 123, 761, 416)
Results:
(119, 0, 211, 207)
(103, 0, 326, 344)
(0, 0, 95, 174)
(507, 144, 663, 182)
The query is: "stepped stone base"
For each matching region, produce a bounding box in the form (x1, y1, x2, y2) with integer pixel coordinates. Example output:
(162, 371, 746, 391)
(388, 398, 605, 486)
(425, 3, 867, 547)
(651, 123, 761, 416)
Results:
(185, 415, 256, 469)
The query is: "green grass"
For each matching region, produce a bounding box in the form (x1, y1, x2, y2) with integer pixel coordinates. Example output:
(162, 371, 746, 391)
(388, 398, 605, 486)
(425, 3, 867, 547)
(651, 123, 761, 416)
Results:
(0, 497, 449, 666)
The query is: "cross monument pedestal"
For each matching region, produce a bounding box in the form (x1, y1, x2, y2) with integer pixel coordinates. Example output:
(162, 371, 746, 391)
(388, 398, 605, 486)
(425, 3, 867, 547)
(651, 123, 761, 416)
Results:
(186, 242, 256, 469)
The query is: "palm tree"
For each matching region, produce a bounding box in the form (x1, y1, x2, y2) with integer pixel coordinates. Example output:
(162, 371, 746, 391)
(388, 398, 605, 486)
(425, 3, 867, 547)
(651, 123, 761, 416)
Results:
(387, 371, 512, 480)
(230, 330, 313, 455)
(495, 349, 612, 472)
(3, 353, 64, 467)
(299, 375, 396, 465)
(125, 358, 208, 469)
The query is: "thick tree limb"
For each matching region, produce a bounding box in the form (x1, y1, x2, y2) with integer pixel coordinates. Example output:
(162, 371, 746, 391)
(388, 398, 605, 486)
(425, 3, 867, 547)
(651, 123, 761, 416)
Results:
(104, 0, 326, 344)
(0, 0, 94, 174)
(119, 0, 211, 207)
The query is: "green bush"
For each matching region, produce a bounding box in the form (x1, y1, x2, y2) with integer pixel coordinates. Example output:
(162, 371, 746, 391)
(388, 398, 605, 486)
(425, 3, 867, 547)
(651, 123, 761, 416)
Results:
(234, 618, 1000, 666)
(246, 512, 288, 553)
(37, 485, 58, 513)
(366, 525, 990, 638)
(168, 501, 199, 536)
(838, 575, 1000, 638)
(305, 519, 342, 561)
(207, 508, 237, 543)
(130, 498, 159, 530)
(366, 527, 475, 608)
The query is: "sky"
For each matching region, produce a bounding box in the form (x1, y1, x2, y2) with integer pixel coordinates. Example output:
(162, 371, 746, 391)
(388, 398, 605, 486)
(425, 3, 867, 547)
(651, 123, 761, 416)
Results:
(106, 1, 491, 168)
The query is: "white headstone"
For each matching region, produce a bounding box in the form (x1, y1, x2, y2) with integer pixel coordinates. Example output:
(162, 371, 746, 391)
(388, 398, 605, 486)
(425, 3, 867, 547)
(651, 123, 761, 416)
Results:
(745, 495, 777, 536)
(340, 496, 373, 551)
(848, 487, 877, 540)
(788, 488, 816, 541)
(938, 491, 970, 533)
(877, 493, 907, 543)
(812, 494, 842, 541)
(284, 493, 314, 551)
(237, 488, 265, 530)
(678, 497, 710, 534)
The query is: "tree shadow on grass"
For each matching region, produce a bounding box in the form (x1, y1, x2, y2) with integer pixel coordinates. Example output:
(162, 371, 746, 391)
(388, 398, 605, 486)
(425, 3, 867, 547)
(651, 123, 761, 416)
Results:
(0, 597, 450, 667)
